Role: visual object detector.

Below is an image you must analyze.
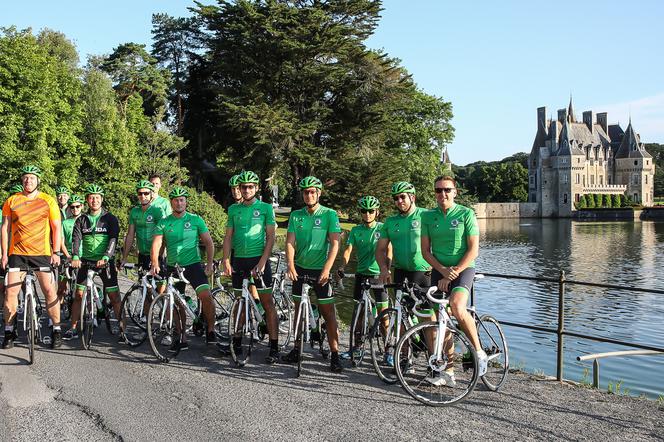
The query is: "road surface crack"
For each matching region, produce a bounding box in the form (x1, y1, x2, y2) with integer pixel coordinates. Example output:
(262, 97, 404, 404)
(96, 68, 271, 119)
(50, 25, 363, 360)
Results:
(54, 393, 124, 441)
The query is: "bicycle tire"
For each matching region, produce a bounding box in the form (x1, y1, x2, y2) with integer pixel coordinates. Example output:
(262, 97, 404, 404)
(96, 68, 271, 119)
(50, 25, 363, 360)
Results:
(369, 307, 401, 384)
(296, 305, 306, 377)
(477, 314, 509, 391)
(274, 292, 293, 350)
(318, 318, 329, 360)
(119, 286, 148, 347)
(26, 293, 35, 365)
(395, 322, 479, 407)
(210, 288, 231, 341)
(228, 298, 253, 367)
(349, 301, 369, 367)
(146, 293, 182, 363)
(103, 291, 120, 336)
(80, 291, 94, 350)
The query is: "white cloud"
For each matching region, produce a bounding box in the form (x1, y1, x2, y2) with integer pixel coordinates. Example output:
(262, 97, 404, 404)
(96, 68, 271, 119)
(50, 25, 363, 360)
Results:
(594, 93, 664, 143)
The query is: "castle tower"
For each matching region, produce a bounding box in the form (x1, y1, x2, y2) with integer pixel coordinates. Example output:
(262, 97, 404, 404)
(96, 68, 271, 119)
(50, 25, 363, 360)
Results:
(613, 120, 656, 205)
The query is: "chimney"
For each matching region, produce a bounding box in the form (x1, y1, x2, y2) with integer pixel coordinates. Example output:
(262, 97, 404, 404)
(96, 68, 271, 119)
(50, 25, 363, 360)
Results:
(583, 111, 594, 133)
(557, 108, 567, 123)
(551, 120, 559, 143)
(537, 107, 546, 126)
(596, 112, 608, 134)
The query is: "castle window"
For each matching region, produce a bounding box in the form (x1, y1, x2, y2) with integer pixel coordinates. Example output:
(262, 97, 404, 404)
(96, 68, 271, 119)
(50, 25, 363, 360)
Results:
(645, 175, 648, 184)
(590, 159, 594, 166)
(590, 175, 594, 185)
(583, 176, 586, 186)
(563, 194, 568, 204)
(634, 193, 639, 202)
(600, 175, 603, 185)
(576, 174, 580, 184)
(575, 193, 580, 202)
(634, 160, 638, 166)
(562, 174, 568, 184)
(599, 159, 603, 166)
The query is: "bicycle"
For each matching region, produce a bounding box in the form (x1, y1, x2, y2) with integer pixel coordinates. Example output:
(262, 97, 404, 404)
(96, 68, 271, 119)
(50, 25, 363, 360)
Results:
(337, 272, 379, 368)
(228, 272, 265, 367)
(291, 275, 329, 377)
(79, 264, 120, 350)
(394, 285, 479, 406)
(7, 266, 52, 364)
(368, 280, 421, 384)
(58, 260, 76, 322)
(118, 263, 158, 347)
(146, 265, 226, 363)
(267, 252, 294, 350)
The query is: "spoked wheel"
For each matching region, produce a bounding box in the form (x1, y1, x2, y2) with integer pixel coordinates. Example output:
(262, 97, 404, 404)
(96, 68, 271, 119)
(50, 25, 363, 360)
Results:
(477, 314, 509, 391)
(395, 322, 479, 407)
(228, 298, 254, 367)
(79, 291, 94, 350)
(275, 294, 293, 350)
(26, 294, 35, 364)
(211, 288, 231, 342)
(119, 286, 149, 347)
(369, 308, 401, 384)
(103, 291, 120, 336)
(60, 293, 73, 322)
(147, 293, 182, 363)
(296, 310, 306, 377)
(349, 301, 369, 367)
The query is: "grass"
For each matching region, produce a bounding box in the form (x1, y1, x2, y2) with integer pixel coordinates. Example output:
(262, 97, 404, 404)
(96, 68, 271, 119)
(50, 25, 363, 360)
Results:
(607, 380, 631, 396)
(579, 367, 594, 388)
(658, 395, 664, 408)
(275, 213, 358, 237)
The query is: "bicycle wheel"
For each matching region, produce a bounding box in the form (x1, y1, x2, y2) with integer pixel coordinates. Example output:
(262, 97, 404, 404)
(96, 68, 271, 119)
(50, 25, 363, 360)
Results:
(228, 298, 253, 367)
(318, 317, 329, 360)
(296, 306, 306, 377)
(103, 292, 120, 336)
(210, 288, 231, 341)
(477, 314, 509, 391)
(395, 322, 479, 406)
(274, 292, 293, 350)
(80, 291, 94, 350)
(26, 293, 35, 364)
(349, 301, 368, 367)
(147, 293, 182, 363)
(369, 308, 401, 384)
(119, 286, 148, 347)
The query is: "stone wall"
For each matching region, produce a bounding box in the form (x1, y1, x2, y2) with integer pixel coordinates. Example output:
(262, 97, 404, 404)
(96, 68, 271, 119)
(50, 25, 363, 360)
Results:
(472, 202, 539, 219)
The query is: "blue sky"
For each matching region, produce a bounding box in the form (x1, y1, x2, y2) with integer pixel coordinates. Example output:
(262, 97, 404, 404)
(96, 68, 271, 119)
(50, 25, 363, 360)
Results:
(4, 0, 664, 165)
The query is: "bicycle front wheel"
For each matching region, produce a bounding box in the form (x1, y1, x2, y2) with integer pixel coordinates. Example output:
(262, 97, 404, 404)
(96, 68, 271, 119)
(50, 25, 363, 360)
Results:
(395, 322, 479, 407)
(80, 292, 94, 350)
(211, 287, 231, 341)
(369, 308, 401, 384)
(26, 294, 35, 364)
(120, 286, 148, 347)
(477, 314, 509, 391)
(349, 301, 369, 367)
(274, 292, 293, 350)
(146, 293, 182, 363)
(228, 298, 254, 367)
(103, 291, 120, 336)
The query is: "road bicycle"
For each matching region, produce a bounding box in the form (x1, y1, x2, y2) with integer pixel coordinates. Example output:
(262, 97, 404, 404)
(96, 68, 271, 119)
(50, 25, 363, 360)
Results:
(118, 263, 158, 347)
(267, 252, 294, 350)
(337, 272, 379, 368)
(58, 260, 76, 322)
(291, 275, 329, 377)
(228, 273, 265, 366)
(79, 264, 119, 350)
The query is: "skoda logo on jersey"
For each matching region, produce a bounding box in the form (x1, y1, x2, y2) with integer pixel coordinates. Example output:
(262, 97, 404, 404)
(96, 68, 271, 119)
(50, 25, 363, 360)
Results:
(451, 219, 459, 228)
(411, 220, 419, 228)
(314, 218, 322, 226)
(253, 209, 260, 218)
(374, 232, 381, 240)
(146, 215, 153, 223)
(184, 221, 192, 229)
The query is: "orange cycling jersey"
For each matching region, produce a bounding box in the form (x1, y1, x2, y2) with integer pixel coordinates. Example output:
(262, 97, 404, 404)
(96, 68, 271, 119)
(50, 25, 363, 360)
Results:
(2, 192, 60, 256)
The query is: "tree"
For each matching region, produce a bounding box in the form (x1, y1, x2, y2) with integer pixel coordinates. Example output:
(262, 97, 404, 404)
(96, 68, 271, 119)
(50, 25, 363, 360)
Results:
(603, 194, 612, 208)
(586, 193, 596, 208)
(611, 194, 621, 208)
(577, 194, 587, 209)
(594, 194, 603, 208)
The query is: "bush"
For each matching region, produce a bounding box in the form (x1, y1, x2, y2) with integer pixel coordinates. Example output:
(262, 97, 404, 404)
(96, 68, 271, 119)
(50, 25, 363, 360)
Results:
(161, 185, 227, 246)
(612, 194, 621, 207)
(576, 195, 587, 209)
(586, 194, 596, 208)
(603, 194, 612, 208)
(594, 194, 603, 208)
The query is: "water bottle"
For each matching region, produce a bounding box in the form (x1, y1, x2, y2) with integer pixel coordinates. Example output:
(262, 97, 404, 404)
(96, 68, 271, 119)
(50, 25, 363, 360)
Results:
(255, 300, 265, 315)
(184, 295, 197, 312)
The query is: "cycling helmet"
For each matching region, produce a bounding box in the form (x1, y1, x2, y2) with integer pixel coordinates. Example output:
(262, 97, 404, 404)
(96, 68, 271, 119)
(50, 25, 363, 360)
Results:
(298, 176, 323, 190)
(135, 179, 156, 191)
(20, 165, 42, 178)
(358, 195, 380, 210)
(84, 184, 105, 196)
(9, 184, 23, 194)
(55, 185, 70, 195)
(228, 175, 241, 187)
(390, 181, 416, 196)
(68, 194, 84, 206)
(237, 170, 260, 184)
(168, 186, 190, 199)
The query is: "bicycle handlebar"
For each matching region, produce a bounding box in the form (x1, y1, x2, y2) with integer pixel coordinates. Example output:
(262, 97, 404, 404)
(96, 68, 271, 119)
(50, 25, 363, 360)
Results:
(7, 266, 53, 273)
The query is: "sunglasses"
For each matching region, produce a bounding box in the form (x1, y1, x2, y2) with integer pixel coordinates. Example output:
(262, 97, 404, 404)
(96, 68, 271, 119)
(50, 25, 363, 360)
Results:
(137, 191, 151, 196)
(302, 189, 318, 195)
(435, 187, 455, 194)
(240, 184, 255, 190)
(393, 194, 409, 201)
(360, 209, 375, 214)
(70, 205, 82, 209)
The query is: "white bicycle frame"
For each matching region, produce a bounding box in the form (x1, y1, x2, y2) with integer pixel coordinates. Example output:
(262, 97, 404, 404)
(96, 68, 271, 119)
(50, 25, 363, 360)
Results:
(124, 264, 158, 320)
(9, 267, 52, 342)
(293, 280, 317, 344)
(232, 278, 264, 335)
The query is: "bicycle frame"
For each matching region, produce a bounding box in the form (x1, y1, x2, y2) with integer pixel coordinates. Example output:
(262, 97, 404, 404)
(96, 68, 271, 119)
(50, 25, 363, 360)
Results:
(124, 264, 158, 321)
(232, 278, 264, 335)
(293, 279, 317, 343)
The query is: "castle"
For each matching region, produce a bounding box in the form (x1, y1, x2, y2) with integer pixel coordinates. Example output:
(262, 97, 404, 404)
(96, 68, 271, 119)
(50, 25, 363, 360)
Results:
(528, 99, 655, 217)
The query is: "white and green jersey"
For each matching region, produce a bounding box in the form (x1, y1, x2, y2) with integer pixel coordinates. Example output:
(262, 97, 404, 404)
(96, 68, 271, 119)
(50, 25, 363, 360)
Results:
(226, 199, 276, 258)
(154, 212, 208, 267)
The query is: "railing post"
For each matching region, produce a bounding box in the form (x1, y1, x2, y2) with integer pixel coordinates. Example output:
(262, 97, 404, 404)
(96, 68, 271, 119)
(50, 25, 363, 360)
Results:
(557, 269, 566, 381)
(592, 359, 599, 388)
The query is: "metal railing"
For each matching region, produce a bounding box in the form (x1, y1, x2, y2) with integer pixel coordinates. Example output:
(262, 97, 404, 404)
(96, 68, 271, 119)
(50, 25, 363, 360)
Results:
(476, 270, 664, 382)
(577, 350, 664, 388)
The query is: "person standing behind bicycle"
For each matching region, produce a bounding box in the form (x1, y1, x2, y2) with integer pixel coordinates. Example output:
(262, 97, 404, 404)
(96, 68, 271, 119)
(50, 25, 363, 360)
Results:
(120, 180, 168, 294)
(57, 195, 84, 309)
(1, 165, 63, 349)
(66, 185, 122, 341)
(149, 173, 172, 217)
(228, 174, 243, 207)
(150, 187, 216, 351)
(222, 171, 280, 364)
(338, 196, 391, 359)
(55, 185, 71, 220)
(283, 176, 343, 373)
(421, 175, 487, 380)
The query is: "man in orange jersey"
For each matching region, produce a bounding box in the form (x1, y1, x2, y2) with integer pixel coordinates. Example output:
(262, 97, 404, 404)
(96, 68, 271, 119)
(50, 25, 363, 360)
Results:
(1, 165, 63, 349)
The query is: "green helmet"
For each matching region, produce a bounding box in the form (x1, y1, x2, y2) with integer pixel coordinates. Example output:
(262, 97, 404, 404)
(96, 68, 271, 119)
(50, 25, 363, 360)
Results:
(135, 179, 155, 191)
(237, 170, 259, 184)
(84, 184, 105, 196)
(228, 175, 241, 188)
(358, 195, 380, 210)
(55, 185, 70, 196)
(298, 176, 323, 190)
(9, 184, 23, 194)
(20, 165, 42, 178)
(390, 181, 416, 196)
(68, 194, 84, 206)
(168, 186, 189, 199)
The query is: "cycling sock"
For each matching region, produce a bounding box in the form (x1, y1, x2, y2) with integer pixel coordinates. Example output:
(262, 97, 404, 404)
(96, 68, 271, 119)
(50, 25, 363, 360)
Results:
(53, 325, 61, 331)
(331, 351, 339, 359)
(269, 339, 278, 351)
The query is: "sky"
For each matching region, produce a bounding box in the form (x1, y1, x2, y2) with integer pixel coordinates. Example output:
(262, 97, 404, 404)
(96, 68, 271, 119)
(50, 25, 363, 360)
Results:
(3, 0, 664, 166)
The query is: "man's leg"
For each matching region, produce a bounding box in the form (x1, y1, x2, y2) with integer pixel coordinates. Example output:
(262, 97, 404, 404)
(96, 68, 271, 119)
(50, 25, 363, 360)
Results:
(449, 290, 481, 351)
(2, 271, 23, 347)
(36, 271, 60, 328)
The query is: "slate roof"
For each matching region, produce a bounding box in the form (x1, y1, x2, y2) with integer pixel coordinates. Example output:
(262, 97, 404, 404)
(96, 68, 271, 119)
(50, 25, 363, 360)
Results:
(614, 121, 652, 159)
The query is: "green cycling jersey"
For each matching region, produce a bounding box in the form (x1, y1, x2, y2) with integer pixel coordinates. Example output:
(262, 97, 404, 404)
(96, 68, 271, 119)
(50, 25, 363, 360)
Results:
(287, 205, 341, 270)
(421, 203, 479, 267)
(379, 207, 430, 272)
(347, 222, 382, 275)
(154, 212, 209, 267)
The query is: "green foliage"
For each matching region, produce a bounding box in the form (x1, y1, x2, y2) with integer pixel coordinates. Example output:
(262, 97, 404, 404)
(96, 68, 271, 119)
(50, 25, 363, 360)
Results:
(644, 143, 663, 197)
(453, 155, 528, 203)
(620, 195, 629, 208)
(577, 195, 587, 209)
(161, 185, 227, 245)
(607, 380, 631, 396)
(594, 194, 602, 208)
(612, 194, 621, 208)
(586, 193, 596, 209)
(602, 194, 612, 208)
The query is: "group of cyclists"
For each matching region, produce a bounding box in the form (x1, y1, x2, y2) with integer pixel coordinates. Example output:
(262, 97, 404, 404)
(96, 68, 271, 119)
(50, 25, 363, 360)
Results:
(1, 164, 488, 384)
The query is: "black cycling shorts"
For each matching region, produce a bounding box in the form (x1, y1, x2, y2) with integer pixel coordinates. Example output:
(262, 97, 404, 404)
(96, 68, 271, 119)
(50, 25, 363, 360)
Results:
(75, 260, 119, 293)
(393, 269, 431, 288)
(231, 256, 272, 293)
(353, 274, 388, 307)
(431, 267, 476, 296)
(137, 253, 167, 278)
(292, 266, 334, 305)
(169, 263, 210, 294)
(8, 254, 51, 270)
